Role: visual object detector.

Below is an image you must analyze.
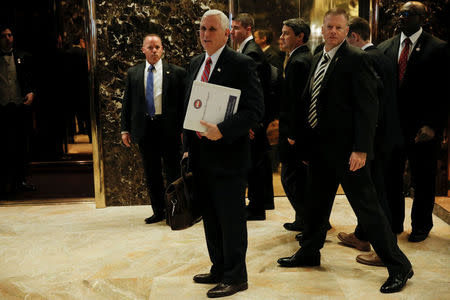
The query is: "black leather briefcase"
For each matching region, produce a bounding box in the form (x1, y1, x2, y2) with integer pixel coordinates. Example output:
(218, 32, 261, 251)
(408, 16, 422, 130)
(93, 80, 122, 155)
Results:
(165, 157, 202, 230)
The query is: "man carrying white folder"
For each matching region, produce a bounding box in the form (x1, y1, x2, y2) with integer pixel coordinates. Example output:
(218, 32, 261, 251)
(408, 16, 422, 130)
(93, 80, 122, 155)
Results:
(182, 9, 264, 298)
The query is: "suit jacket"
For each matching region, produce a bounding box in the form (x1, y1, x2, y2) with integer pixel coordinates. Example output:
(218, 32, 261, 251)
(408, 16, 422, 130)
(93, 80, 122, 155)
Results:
(296, 41, 378, 162)
(183, 46, 264, 176)
(279, 45, 312, 163)
(0, 50, 34, 103)
(364, 45, 403, 154)
(121, 59, 186, 142)
(242, 39, 272, 150)
(264, 45, 283, 73)
(242, 39, 273, 126)
(378, 31, 448, 140)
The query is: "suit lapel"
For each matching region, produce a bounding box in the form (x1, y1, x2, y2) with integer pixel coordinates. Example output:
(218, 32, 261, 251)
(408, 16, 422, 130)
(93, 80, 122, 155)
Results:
(137, 62, 146, 102)
(407, 32, 426, 63)
(386, 35, 400, 67)
(319, 42, 346, 92)
(208, 46, 230, 84)
(162, 60, 170, 114)
(190, 53, 205, 82)
(304, 52, 322, 96)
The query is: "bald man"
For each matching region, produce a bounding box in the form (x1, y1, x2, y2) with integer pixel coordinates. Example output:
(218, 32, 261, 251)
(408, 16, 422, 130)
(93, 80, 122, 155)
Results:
(378, 1, 448, 243)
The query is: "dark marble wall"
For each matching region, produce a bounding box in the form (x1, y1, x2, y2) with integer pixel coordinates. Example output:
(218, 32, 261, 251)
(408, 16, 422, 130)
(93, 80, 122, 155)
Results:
(95, 0, 227, 206)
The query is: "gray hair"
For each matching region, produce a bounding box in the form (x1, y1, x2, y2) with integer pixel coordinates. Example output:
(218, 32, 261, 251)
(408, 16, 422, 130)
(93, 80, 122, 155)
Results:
(201, 9, 229, 31)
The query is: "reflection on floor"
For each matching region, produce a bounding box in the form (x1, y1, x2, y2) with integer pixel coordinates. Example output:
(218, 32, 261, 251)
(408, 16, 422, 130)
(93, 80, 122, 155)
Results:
(0, 196, 448, 299)
(68, 134, 93, 155)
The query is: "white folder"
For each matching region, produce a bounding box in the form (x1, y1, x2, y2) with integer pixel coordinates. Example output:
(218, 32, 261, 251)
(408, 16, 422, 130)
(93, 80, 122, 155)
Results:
(183, 80, 241, 132)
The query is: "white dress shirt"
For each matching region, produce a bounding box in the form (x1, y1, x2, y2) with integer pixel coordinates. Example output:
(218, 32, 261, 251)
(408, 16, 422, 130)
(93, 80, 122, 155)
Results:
(195, 44, 226, 82)
(237, 35, 254, 53)
(312, 40, 345, 86)
(144, 58, 163, 115)
(398, 27, 422, 61)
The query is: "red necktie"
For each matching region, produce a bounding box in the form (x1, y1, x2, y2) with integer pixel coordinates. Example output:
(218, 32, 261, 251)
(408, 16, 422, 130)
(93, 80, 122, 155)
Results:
(201, 57, 212, 82)
(196, 57, 213, 139)
(398, 37, 411, 83)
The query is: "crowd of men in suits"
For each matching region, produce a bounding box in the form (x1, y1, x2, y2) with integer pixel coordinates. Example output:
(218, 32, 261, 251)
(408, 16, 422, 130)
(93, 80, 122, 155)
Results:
(120, 2, 448, 298)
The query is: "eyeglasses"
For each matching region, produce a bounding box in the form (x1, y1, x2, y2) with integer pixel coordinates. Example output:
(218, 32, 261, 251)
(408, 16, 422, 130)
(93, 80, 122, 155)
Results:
(0, 33, 13, 39)
(399, 11, 420, 17)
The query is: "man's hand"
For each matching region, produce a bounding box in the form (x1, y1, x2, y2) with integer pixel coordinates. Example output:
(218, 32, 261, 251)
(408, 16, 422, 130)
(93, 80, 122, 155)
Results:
(24, 93, 34, 106)
(288, 138, 295, 145)
(182, 152, 189, 159)
(249, 129, 255, 140)
(349, 152, 367, 171)
(121, 133, 132, 147)
(415, 126, 435, 143)
(200, 120, 223, 141)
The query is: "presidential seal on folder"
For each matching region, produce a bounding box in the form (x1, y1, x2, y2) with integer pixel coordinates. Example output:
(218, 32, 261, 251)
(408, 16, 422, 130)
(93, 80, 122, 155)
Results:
(183, 81, 241, 132)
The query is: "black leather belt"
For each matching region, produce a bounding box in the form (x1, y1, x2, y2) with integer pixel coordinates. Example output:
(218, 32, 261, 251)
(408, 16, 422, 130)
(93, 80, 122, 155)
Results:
(145, 114, 163, 121)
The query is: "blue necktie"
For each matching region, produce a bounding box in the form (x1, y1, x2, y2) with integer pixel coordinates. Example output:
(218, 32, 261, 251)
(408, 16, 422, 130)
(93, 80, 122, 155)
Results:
(146, 65, 155, 116)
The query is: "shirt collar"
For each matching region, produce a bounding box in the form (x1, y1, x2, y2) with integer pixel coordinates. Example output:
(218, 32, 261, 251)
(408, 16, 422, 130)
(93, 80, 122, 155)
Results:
(361, 42, 374, 50)
(145, 58, 162, 71)
(205, 44, 226, 66)
(401, 27, 422, 45)
(262, 45, 270, 52)
(323, 40, 345, 61)
(289, 44, 306, 57)
(238, 35, 254, 53)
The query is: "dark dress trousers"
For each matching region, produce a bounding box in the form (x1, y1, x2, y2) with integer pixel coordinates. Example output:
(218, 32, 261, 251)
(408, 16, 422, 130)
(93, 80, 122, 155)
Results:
(121, 60, 186, 214)
(183, 46, 264, 284)
(378, 32, 448, 234)
(241, 39, 275, 213)
(295, 41, 411, 276)
(0, 50, 34, 194)
(353, 45, 403, 240)
(279, 45, 312, 225)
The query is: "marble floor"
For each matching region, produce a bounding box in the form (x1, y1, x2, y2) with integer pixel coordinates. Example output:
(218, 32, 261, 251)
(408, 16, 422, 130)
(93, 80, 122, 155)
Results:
(0, 196, 449, 300)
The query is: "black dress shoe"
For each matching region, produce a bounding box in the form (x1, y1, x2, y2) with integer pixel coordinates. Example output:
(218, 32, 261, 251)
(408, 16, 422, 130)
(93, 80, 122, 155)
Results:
(295, 232, 303, 242)
(283, 222, 304, 231)
(144, 214, 165, 224)
(193, 273, 222, 284)
(408, 230, 429, 242)
(277, 250, 320, 267)
(207, 282, 248, 298)
(380, 268, 414, 293)
(16, 181, 36, 192)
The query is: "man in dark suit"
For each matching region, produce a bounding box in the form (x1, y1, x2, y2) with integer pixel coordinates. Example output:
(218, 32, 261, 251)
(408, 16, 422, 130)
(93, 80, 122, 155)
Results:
(254, 29, 283, 171)
(183, 9, 264, 298)
(277, 18, 312, 233)
(0, 25, 36, 196)
(254, 29, 284, 73)
(277, 9, 413, 294)
(121, 34, 186, 224)
(337, 17, 403, 266)
(231, 13, 274, 220)
(378, 1, 448, 243)
(65, 36, 90, 142)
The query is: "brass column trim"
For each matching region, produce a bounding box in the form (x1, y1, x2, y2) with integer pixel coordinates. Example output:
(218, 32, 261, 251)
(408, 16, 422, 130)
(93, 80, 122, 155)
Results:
(84, 0, 105, 208)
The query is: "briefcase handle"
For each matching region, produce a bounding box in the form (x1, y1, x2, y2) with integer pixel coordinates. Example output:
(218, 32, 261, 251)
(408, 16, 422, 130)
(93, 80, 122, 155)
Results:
(180, 156, 190, 180)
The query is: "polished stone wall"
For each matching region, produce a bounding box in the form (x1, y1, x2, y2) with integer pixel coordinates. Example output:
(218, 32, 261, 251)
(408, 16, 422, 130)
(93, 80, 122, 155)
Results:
(95, 0, 227, 206)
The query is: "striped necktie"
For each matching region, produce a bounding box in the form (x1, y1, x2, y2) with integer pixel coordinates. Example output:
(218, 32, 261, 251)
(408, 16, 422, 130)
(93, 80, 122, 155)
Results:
(398, 37, 411, 83)
(196, 57, 213, 138)
(308, 53, 330, 129)
(201, 57, 212, 82)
